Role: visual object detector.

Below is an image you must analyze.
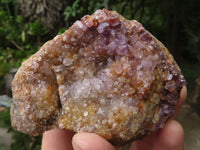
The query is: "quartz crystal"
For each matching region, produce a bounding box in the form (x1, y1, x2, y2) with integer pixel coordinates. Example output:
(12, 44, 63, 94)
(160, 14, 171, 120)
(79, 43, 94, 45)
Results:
(11, 9, 186, 146)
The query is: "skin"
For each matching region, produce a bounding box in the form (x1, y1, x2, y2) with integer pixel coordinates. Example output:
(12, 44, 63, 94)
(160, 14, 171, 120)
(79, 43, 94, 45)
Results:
(42, 86, 187, 150)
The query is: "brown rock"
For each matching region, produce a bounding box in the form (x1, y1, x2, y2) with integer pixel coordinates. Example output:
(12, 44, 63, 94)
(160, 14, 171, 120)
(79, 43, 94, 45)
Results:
(11, 9, 186, 146)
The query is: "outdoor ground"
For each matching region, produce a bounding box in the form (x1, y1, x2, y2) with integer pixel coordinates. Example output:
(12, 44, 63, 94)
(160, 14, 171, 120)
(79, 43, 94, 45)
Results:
(0, 128, 12, 150)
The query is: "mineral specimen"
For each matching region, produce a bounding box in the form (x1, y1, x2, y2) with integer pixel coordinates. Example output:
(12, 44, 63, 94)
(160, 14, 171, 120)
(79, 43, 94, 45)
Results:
(11, 9, 186, 146)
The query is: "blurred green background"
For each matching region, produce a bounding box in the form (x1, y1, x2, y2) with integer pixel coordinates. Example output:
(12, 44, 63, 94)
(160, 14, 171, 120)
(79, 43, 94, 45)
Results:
(0, 0, 199, 149)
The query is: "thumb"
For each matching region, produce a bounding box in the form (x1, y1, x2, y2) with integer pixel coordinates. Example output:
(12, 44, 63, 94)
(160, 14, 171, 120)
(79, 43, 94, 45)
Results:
(72, 133, 116, 150)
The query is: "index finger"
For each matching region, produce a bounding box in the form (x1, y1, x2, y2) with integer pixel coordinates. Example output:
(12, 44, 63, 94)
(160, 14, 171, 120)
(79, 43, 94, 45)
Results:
(174, 86, 187, 117)
(42, 129, 74, 150)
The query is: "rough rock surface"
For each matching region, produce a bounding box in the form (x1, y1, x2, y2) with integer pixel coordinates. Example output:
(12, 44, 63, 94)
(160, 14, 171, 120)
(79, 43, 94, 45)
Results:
(11, 9, 186, 146)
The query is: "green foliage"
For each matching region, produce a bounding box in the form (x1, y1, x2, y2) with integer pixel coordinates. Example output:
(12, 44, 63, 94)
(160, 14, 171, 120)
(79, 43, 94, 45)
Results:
(0, 1, 48, 148)
(58, 27, 66, 35)
(0, 0, 49, 69)
(63, 0, 104, 26)
(0, 109, 10, 126)
(27, 20, 48, 36)
(11, 132, 42, 150)
(64, 0, 84, 21)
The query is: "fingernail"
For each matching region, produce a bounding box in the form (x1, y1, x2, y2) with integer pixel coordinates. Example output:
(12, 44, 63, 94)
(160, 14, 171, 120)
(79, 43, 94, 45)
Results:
(72, 134, 82, 150)
(72, 142, 82, 150)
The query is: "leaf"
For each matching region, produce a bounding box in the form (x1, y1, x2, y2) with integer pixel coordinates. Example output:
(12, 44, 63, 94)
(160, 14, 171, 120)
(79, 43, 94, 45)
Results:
(27, 20, 49, 36)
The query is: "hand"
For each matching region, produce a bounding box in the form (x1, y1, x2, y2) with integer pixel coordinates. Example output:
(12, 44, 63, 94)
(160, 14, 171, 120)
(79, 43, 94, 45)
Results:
(42, 86, 187, 150)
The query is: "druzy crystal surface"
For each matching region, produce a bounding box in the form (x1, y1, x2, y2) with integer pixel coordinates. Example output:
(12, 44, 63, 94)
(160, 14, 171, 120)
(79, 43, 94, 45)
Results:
(11, 9, 186, 145)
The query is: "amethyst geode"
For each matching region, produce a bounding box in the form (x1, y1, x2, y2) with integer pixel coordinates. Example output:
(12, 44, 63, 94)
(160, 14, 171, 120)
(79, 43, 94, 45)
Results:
(11, 9, 186, 145)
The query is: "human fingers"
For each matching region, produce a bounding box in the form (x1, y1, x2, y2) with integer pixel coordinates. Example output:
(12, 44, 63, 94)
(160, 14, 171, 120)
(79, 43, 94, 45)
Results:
(42, 129, 74, 150)
(129, 133, 156, 150)
(72, 132, 117, 150)
(153, 119, 184, 150)
(174, 86, 187, 117)
(129, 120, 184, 150)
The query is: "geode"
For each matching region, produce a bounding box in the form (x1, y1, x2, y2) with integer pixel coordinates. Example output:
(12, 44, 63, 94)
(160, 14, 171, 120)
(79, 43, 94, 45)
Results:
(11, 9, 186, 145)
